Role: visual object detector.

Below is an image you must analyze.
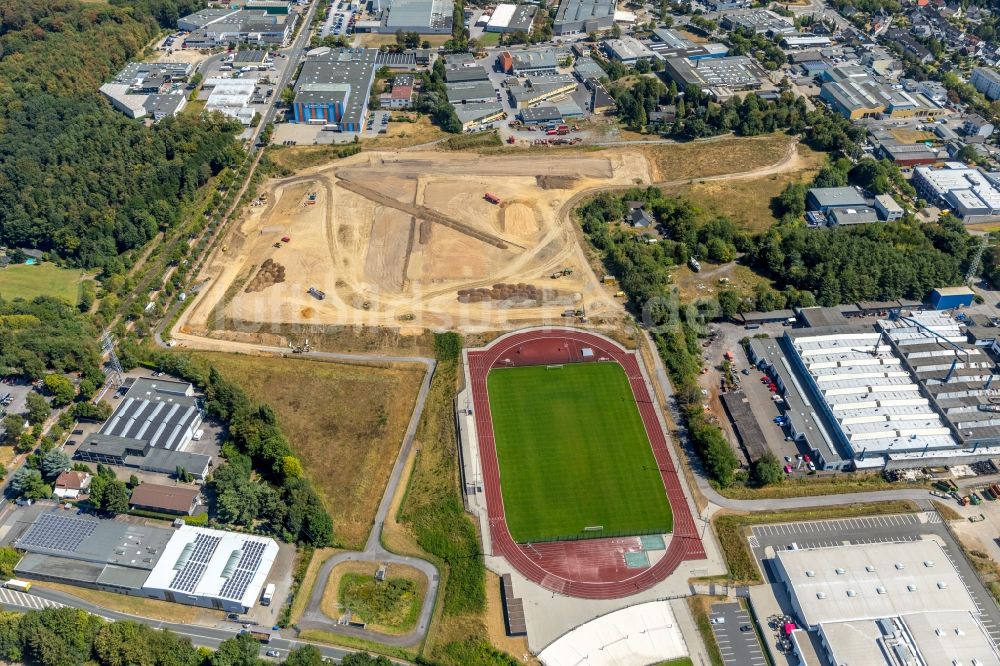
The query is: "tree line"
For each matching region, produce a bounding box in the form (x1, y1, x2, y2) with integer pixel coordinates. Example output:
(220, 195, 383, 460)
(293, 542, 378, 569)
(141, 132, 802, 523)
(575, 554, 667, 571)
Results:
(0, 605, 391, 666)
(149, 352, 333, 547)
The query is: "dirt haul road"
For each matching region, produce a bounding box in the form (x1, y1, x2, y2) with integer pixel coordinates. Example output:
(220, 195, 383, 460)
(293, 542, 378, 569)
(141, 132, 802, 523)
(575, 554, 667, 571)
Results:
(178, 149, 650, 336)
(176, 141, 802, 339)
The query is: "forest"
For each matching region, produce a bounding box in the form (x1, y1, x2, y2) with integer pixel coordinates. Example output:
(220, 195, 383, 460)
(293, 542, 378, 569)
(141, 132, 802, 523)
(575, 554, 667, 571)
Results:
(0, 0, 243, 270)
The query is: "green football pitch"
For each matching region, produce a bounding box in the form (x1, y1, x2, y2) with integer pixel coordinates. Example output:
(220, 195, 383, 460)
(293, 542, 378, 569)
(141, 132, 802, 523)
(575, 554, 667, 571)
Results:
(487, 362, 673, 543)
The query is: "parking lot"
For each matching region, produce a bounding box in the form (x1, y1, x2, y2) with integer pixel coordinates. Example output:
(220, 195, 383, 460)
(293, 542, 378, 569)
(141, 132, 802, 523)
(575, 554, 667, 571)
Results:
(748, 512, 1000, 648)
(710, 602, 767, 666)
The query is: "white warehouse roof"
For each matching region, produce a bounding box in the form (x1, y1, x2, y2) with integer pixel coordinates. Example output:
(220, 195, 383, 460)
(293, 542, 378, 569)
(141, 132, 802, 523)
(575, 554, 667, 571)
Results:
(539, 601, 688, 666)
(143, 525, 278, 612)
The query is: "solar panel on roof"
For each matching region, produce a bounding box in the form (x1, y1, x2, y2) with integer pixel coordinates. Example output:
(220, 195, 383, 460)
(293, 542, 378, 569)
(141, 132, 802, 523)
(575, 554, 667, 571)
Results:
(218, 539, 268, 600)
(169, 533, 221, 593)
(17, 513, 98, 553)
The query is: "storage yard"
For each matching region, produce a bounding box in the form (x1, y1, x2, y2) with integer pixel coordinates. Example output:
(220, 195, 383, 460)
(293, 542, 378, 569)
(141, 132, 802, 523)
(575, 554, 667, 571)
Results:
(179, 149, 650, 335)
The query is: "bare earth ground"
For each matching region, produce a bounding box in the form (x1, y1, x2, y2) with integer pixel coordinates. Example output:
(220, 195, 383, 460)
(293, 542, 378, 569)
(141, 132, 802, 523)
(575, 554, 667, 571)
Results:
(178, 149, 646, 337)
(187, 352, 424, 550)
(176, 135, 800, 341)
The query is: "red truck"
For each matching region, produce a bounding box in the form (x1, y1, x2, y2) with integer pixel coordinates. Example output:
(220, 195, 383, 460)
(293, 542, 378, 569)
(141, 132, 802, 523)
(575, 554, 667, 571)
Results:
(556, 124, 570, 135)
(484, 192, 501, 205)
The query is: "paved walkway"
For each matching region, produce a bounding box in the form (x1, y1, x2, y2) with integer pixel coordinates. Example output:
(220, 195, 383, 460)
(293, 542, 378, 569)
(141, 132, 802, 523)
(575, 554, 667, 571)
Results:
(159, 331, 441, 648)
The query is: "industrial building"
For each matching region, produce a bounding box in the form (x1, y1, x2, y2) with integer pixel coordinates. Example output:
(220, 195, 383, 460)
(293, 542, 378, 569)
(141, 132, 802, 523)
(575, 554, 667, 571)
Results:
(497, 49, 559, 76)
(99, 62, 192, 121)
(912, 163, 1000, 222)
(446, 80, 497, 103)
(645, 30, 728, 61)
(874, 194, 903, 221)
(485, 4, 537, 33)
(602, 37, 656, 64)
(206, 79, 257, 125)
(507, 74, 577, 108)
(518, 104, 563, 125)
(752, 310, 1000, 470)
(827, 207, 879, 225)
(719, 9, 795, 35)
(445, 65, 490, 83)
(359, 0, 454, 33)
(877, 142, 941, 166)
(971, 67, 1000, 101)
(819, 65, 947, 121)
(806, 186, 868, 212)
(74, 378, 211, 479)
(661, 55, 764, 98)
(772, 541, 1000, 666)
(930, 286, 975, 310)
(552, 0, 616, 35)
(180, 9, 297, 47)
(454, 101, 505, 130)
(13, 512, 278, 613)
(290, 47, 378, 131)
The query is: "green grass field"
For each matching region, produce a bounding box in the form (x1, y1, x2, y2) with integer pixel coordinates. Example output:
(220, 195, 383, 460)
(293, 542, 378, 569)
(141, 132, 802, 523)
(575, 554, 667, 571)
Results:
(0, 263, 87, 304)
(487, 362, 673, 543)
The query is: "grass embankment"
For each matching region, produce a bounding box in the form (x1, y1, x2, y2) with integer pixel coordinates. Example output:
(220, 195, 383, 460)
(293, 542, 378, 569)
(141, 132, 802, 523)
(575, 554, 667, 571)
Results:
(441, 131, 503, 152)
(264, 143, 361, 174)
(489, 362, 673, 542)
(320, 562, 426, 634)
(716, 473, 921, 500)
(640, 133, 795, 183)
(0, 263, 89, 304)
(686, 595, 727, 666)
(931, 500, 962, 522)
(35, 582, 213, 624)
(396, 339, 522, 666)
(189, 352, 425, 550)
(672, 144, 827, 233)
(713, 501, 920, 584)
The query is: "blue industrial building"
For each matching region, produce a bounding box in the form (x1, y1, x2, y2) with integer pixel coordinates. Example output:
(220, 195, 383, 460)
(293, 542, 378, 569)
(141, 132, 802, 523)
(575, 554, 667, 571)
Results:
(291, 48, 378, 132)
(930, 286, 975, 310)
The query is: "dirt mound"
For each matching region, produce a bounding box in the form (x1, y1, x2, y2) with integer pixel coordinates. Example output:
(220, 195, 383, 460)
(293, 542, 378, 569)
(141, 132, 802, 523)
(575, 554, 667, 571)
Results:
(301, 307, 315, 318)
(457, 283, 564, 305)
(536, 175, 579, 189)
(245, 259, 286, 293)
(502, 203, 539, 237)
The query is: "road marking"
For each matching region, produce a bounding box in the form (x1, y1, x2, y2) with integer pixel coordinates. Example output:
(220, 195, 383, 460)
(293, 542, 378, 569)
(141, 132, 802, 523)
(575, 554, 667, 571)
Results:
(0, 589, 63, 610)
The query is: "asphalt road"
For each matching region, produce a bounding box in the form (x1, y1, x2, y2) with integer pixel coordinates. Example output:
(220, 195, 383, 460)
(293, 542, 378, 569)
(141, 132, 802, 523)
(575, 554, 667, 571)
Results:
(0, 585, 408, 664)
(710, 602, 766, 666)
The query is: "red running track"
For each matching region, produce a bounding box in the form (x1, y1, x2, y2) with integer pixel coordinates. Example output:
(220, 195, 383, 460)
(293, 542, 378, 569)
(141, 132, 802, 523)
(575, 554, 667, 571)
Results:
(467, 329, 705, 599)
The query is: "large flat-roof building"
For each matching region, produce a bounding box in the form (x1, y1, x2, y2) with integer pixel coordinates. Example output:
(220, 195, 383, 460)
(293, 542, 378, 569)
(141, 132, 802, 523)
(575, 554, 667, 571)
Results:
(552, 0, 616, 35)
(771, 311, 1000, 470)
(912, 163, 1000, 222)
(99, 62, 192, 121)
(772, 541, 1000, 666)
(180, 9, 297, 47)
(820, 65, 946, 121)
(363, 0, 454, 33)
(290, 47, 378, 131)
(806, 186, 868, 212)
(74, 378, 211, 479)
(13, 512, 278, 613)
(662, 56, 764, 98)
(206, 79, 257, 125)
(719, 9, 795, 35)
(485, 4, 537, 33)
(602, 37, 656, 64)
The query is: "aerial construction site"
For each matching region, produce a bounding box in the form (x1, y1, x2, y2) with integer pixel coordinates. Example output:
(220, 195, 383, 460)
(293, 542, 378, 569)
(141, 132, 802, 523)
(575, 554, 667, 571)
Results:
(178, 148, 654, 336)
